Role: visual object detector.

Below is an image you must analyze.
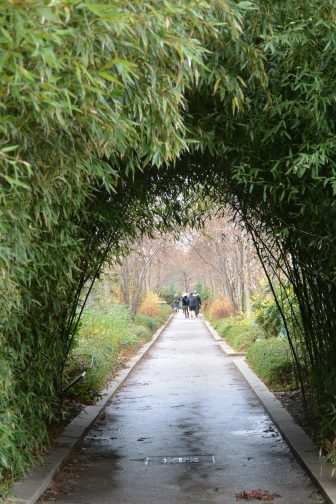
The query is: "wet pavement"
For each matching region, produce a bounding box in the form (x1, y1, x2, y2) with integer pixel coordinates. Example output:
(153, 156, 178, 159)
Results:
(40, 314, 324, 503)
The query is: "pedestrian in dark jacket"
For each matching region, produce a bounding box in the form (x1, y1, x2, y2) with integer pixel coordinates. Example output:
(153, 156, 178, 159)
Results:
(193, 291, 202, 317)
(188, 292, 197, 319)
(181, 293, 189, 318)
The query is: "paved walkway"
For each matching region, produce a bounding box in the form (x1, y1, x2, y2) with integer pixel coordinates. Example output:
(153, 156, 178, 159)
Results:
(41, 315, 323, 503)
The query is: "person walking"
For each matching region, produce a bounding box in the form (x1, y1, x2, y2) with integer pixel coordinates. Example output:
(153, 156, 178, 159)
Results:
(188, 292, 196, 319)
(181, 292, 189, 318)
(172, 294, 180, 314)
(193, 291, 202, 317)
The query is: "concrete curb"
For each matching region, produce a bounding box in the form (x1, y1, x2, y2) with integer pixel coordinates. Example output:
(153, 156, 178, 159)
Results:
(203, 319, 246, 356)
(204, 319, 336, 504)
(9, 314, 174, 504)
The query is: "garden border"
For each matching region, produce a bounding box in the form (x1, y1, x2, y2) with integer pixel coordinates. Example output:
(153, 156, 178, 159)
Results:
(9, 314, 174, 504)
(204, 318, 336, 504)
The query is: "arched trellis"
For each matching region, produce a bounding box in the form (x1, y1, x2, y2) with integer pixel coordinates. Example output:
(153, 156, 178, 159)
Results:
(65, 156, 336, 434)
(1, 0, 336, 490)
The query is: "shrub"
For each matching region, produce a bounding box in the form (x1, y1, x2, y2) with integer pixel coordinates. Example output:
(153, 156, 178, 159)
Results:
(208, 297, 234, 320)
(138, 291, 162, 317)
(134, 314, 159, 332)
(65, 302, 170, 402)
(252, 284, 283, 337)
(252, 281, 301, 339)
(213, 316, 261, 352)
(134, 325, 152, 340)
(247, 338, 295, 389)
(157, 286, 176, 307)
(65, 304, 138, 401)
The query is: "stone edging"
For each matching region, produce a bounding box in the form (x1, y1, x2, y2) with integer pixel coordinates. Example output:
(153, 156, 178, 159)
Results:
(9, 314, 174, 504)
(203, 319, 246, 356)
(204, 318, 336, 504)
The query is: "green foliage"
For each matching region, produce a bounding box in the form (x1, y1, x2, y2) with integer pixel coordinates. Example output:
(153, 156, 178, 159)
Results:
(251, 281, 310, 392)
(212, 316, 261, 352)
(157, 286, 177, 307)
(0, 1, 248, 490)
(252, 281, 301, 339)
(65, 304, 137, 401)
(212, 314, 295, 388)
(252, 287, 282, 338)
(247, 338, 295, 390)
(65, 303, 168, 402)
(1, 0, 336, 488)
(133, 325, 152, 341)
(134, 315, 159, 332)
(192, 282, 211, 301)
(136, 305, 170, 331)
(158, 305, 172, 323)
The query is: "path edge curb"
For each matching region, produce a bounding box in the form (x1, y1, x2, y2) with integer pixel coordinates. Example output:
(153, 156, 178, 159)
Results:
(8, 314, 174, 504)
(204, 318, 336, 504)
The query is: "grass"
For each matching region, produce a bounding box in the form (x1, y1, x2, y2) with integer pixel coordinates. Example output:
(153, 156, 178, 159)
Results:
(212, 316, 261, 352)
(135, 314, 160, 331)
(64, 303, 169, 402)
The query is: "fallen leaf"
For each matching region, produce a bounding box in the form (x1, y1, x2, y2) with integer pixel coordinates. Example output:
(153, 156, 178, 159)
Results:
(48, 488, 60, 496)
(236, 489, 281, 501)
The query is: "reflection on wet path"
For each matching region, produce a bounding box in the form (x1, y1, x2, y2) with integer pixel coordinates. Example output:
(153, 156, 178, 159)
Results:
(41, 315, 324, 504)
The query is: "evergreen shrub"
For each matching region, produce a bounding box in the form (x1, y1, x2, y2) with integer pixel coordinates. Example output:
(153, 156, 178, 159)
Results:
(65, 303, 169, 402)
(247, 338, 295, 389)
(65, 304, 137, 401)
(134, 315, 159, 332)
(133, 325, 152, 341)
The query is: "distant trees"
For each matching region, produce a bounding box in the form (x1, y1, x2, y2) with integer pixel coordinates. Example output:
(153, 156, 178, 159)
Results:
(115, 237, 167, 317)
(93, 213, 264, 316)
(187, 215, 263, 314)
(89, 236, 169, 316)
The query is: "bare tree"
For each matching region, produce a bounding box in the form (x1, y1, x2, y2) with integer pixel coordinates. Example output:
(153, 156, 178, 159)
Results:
(90, 211, 264, 316)
(116, 237, 167, 316)
(187, 215, 263, 313)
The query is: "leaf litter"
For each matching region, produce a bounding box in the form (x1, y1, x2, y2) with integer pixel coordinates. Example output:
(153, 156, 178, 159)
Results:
(236, 489, 281, 501)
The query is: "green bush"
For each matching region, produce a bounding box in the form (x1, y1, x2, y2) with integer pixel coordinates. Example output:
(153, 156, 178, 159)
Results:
(252, 282, 301, 338)
(65, 303, 169, 402)
(247, 338, 295, 389)
(212, 314, 295, 389)
(252, 288, 282, 338)
(212, 316, 261, 352)
(134, 325, 152, 340)
(134, 314, 159, 332)
(157, 305, 172, 324)
(65, 304, 137, 401)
